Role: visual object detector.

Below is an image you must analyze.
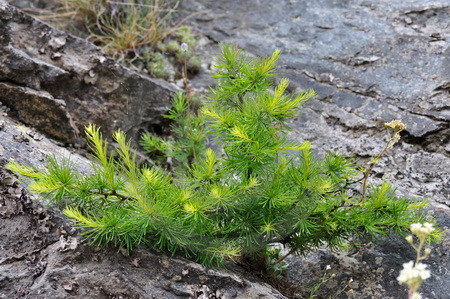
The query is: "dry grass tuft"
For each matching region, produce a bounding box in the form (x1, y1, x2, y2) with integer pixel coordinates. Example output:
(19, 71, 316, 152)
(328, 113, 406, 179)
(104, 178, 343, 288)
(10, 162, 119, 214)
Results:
(61, 0, 180, 61)
(23, 0, 200, 80)
(23, 1, 179, 60)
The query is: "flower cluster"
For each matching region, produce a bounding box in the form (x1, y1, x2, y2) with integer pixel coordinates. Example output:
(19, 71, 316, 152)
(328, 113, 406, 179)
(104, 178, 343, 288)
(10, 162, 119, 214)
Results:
(397, 261, 430, 292)
(398, 222, 435, 299)
(410, 223, 434, 239)
(385, 120, 407, 133)
(410, 293, 422, 299)
(385, 120, 407, 143)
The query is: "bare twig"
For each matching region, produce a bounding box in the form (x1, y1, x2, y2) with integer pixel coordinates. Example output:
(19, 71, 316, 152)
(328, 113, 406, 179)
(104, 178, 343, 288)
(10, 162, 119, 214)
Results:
(270, 248, 295, 266)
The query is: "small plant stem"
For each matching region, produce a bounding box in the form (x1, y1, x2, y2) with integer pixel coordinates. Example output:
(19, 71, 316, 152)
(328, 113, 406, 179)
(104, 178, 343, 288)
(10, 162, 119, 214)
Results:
(182, 59, 189, 93)
(414, 237, 425, 265)
(328, 203, 360, 214)
(359, 139, 392, 202)
(344, 177, 365, 185)
(69, 184, 131, 202)
(270, 248, 294, 266)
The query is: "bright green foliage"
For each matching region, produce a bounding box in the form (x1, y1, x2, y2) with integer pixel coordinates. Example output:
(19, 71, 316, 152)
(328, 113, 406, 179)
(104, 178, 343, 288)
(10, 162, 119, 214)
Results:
(7, 44, 430, 268)
(140, 92, 206, 170)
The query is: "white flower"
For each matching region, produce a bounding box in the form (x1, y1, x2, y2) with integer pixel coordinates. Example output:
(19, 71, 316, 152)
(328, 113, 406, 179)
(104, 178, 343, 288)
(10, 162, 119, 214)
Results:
(422, 223, 434, 235)
(411, 292, 422, 299)
(325, 265, 331, 270)
(385, 120, 407, 132)
(397, 261, 430, 287)
(410, 223, 423, 235)
(405, 235, 414, 244)
(414, 263, 431, 280)
(410, 223, 434, 239)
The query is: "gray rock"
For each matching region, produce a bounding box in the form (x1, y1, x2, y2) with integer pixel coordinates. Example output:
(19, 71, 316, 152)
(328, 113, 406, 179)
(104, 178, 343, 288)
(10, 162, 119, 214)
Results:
(0, 0, 176, 147)
(0, 113, 90, 171)
(281, 207, 450, 299)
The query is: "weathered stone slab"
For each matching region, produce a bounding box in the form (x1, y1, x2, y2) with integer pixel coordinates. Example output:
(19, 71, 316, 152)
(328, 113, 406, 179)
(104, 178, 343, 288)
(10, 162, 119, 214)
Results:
(0, 0, 176, 146)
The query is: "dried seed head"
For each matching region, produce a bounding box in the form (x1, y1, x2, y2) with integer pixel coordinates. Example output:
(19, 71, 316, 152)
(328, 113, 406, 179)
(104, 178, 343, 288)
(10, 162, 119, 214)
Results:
(385, 120, 407, 133)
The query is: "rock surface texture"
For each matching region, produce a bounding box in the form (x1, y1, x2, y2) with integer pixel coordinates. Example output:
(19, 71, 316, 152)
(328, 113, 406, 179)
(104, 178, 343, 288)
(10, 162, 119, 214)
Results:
(184, 0, 450, 207)
(180, 0, 450, 298)
(0, 0, 175, 147)
(0, 114, 285, 298)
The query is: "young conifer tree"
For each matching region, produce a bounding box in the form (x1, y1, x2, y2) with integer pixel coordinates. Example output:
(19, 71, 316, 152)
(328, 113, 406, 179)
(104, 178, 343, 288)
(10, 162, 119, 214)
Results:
(7, 44, 436, 268)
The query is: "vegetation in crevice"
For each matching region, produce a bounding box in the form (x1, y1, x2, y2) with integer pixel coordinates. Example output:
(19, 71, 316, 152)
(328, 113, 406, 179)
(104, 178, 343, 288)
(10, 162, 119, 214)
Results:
(7, 44, 441, 271)
(27, 0, 200, 81)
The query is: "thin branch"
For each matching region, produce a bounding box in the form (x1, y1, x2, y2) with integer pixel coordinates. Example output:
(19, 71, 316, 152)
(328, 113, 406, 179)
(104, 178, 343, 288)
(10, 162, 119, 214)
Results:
(69, 184, 131, 202)
(359, 140, 392, 203)
(270, 248, 295, 266)
(329, 203, 361, 214)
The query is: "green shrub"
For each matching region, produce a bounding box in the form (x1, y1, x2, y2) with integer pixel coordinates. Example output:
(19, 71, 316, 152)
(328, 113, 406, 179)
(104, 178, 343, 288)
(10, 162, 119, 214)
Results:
(141, 92, 205, 169)
(7, 44, 432, 268)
